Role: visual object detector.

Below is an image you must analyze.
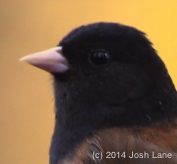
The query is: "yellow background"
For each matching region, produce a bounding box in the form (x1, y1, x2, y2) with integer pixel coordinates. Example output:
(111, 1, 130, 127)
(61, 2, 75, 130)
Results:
(1, 0, 177, 163)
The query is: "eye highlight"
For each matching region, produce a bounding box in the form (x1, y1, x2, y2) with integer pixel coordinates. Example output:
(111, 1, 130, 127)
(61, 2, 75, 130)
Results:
(89, 49, 110, 66)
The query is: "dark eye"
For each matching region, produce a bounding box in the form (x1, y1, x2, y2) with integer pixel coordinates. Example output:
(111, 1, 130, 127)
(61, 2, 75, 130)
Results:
(89, 49, 110, 66)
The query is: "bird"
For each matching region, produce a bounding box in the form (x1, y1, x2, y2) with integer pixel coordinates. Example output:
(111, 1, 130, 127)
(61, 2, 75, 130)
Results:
(20, 22, 177, 164)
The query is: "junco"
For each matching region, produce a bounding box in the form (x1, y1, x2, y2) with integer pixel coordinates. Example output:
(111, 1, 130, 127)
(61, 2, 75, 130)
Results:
(20, 22, 177, 164)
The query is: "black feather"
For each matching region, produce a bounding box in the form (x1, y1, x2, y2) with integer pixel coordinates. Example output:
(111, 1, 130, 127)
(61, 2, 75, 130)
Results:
(50, 22, 177, 163)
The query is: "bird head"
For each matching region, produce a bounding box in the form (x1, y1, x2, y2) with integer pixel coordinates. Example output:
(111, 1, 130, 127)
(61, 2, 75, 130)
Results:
(20, 22, 177, 128)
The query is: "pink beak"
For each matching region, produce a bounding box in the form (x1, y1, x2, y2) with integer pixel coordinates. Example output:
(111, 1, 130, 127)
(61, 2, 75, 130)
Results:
(20, 47, 69, 73)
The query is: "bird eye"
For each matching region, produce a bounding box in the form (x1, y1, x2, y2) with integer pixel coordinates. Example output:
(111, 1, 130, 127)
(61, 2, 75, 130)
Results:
(89, 50, 110, 66)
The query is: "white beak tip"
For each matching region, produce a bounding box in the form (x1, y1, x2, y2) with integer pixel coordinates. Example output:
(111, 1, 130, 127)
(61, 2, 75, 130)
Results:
(19, 57, 26, 62)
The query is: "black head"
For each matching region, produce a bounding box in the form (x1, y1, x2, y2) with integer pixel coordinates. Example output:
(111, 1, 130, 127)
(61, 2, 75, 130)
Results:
(53, 22, 177, 128)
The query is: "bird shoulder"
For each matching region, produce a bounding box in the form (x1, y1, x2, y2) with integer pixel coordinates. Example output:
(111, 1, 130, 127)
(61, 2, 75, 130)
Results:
(59, 120, 177, 164)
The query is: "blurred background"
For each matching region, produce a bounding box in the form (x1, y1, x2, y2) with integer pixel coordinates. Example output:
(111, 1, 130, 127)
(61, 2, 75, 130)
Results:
(1, 0, 177, 163)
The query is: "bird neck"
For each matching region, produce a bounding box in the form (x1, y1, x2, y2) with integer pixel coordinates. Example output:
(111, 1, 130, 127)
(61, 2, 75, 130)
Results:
(53, 80, 177, 130)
